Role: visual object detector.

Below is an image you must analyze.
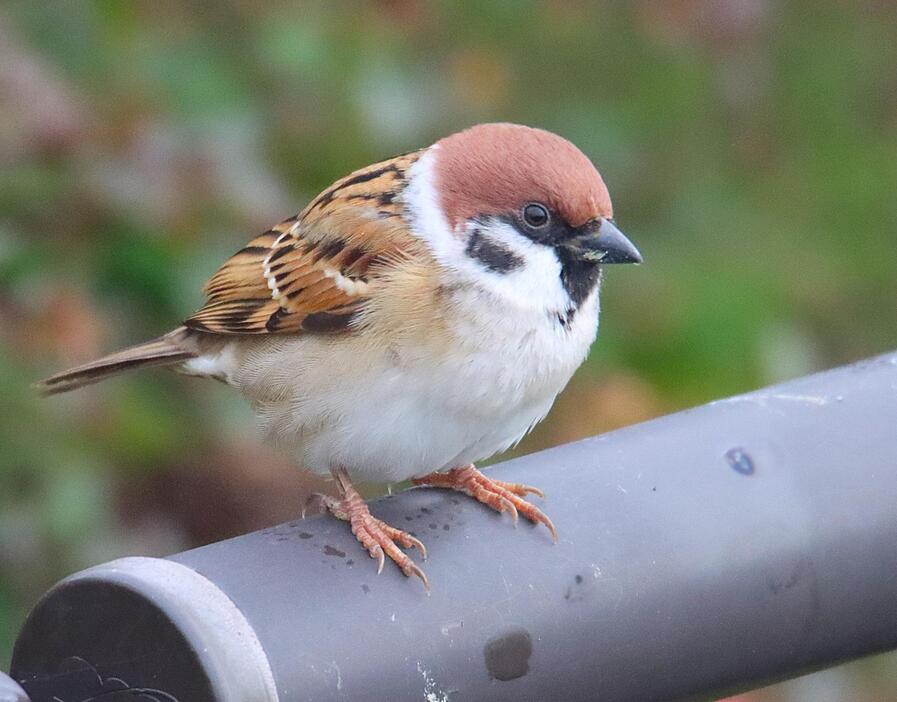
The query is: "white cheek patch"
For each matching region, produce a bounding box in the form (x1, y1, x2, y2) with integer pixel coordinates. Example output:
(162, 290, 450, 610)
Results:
(404, 149, 571, 314)
(458, 219, 570, 312)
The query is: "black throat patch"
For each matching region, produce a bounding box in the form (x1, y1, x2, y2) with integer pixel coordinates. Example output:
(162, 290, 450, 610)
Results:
(555, 247, 601, 311)
(495, 213, 603, 325)
(465, 228, 524, 274)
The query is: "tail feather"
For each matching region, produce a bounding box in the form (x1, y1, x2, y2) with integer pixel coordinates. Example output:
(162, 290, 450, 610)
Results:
(35, 333, 196, 396)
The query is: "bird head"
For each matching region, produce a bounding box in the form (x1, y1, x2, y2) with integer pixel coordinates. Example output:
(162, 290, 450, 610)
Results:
(404, 123, 641, 312)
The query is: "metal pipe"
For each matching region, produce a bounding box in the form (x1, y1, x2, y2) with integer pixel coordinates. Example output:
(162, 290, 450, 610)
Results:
(10, 351, 897, 702)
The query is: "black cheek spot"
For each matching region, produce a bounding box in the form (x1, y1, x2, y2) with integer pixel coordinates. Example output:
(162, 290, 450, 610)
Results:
(466, 229, 523, 274)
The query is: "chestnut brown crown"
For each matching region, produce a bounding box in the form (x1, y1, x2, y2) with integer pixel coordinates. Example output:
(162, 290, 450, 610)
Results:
(433, 123, 613, 231)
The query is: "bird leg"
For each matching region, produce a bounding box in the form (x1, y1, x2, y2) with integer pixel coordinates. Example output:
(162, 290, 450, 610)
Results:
(304, 468, 429, 590)
(412, 464, 558, 542)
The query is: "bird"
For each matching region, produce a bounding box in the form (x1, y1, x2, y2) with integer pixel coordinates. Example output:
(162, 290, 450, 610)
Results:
(37, 122, 642, 590)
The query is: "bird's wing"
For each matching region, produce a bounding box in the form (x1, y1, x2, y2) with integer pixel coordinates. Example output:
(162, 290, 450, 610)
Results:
(185, 151, 423, 335)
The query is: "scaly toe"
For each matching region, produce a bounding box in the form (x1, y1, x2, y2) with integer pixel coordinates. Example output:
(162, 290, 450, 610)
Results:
(380, 520, 428, 560)
(352, 517, 429, 588)
(492, 478, 546, 499)
(316, 469, 430, 589)
(416, 465, 557, 542)
(488, 481, 558, 542)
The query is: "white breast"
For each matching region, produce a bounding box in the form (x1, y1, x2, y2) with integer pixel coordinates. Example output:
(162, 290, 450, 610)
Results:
(223, 285, 598, 482)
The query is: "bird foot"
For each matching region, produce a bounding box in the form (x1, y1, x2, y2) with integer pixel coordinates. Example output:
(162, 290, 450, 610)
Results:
(305, 469, 429, 590)
(413, 464, 558, 542)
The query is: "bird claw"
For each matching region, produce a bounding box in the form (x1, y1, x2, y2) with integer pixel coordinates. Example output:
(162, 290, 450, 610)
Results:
(314, 472, 430, 590)
(492, 478, 546, 500)
(406, 562, 430, 591)
(414, 465, 557, 542)
(301, 493, 322, 519)
(520, 485, 545, 499)
(403, 533, 428, 560)
(302, 492, 344, 520)
(372, 544, 385, 574)
(355, 519, 428, 587)
(499, 496, 519, 526)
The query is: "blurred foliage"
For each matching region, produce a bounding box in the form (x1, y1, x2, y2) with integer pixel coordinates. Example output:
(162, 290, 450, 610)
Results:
(1, 1, 896, 697)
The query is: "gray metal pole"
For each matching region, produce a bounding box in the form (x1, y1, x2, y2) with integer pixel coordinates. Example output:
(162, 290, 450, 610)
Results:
(10, 352, 897, 702)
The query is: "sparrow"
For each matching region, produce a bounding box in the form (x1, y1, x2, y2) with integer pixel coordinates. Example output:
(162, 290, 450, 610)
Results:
(37, 123, 642, 590)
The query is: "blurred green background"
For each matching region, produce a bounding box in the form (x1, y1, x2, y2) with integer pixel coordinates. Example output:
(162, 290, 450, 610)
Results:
(2, 1, 896, 698)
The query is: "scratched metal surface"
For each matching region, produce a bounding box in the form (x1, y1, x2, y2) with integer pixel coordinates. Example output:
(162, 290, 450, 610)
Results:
(12, 352, 897, 702)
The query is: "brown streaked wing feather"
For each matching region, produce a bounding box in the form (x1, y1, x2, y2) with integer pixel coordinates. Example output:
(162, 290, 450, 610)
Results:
(185, 151, 422, 335)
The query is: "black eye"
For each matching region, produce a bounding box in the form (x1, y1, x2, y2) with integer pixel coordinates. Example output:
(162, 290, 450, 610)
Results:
(522, 203, 550, 228)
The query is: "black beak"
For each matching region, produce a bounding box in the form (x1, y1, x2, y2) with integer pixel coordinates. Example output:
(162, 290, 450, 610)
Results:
(579, 219, 643, 264)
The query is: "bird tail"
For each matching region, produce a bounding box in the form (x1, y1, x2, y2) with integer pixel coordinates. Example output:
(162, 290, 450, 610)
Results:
(34, 330, 196, 396)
